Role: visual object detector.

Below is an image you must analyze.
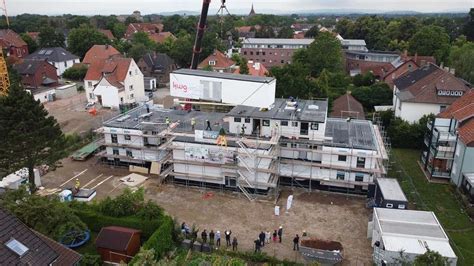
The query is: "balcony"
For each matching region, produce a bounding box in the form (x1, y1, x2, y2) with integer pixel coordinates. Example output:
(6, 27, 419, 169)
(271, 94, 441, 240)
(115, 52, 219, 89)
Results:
(431, 170, 451, 179)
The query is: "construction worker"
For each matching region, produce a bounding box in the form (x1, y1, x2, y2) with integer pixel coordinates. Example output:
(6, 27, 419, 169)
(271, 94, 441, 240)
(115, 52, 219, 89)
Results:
(74, 178, 80, 193)
(165, 117, 170, 127)
(206, 119, 212, 131)
(191, 117, 196, 130)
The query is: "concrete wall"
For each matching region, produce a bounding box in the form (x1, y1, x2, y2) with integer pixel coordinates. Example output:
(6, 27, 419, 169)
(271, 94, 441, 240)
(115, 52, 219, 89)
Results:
(123, 60, 146, 104)
(394, 98, 442, 123)
(170, 73, 276, 108)
(451, 141, 474, 187)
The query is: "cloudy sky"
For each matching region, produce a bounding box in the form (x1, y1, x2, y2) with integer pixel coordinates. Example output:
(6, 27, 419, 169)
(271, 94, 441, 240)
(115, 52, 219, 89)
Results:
(9, 0, 472, 15)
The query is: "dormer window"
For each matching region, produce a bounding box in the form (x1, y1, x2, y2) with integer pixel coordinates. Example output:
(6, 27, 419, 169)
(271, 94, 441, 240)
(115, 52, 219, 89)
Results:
(209, 60, 216, 66)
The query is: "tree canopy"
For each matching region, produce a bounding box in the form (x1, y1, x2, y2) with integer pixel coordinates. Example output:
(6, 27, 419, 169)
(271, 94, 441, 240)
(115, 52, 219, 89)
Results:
(67, 25, 110, 58)
(38, 26, 65, 48)
(409, 25, 451, 64)
(449, 40, 474, 84)
(20, 33, 38, 53)
(300, 31, 344, 76)
(0, 85, 66, 186)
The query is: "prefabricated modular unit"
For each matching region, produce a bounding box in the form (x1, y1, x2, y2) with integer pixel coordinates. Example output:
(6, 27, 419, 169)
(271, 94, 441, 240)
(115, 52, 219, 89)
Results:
(368, 208, 457, 266)
(55, 83, 78, 99)
(373, 178, 408, 209)
(170, 69, 276, 108)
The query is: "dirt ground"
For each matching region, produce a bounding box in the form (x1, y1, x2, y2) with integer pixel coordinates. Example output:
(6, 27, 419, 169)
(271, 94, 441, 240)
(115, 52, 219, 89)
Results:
(144, 184, 373, 265)
(43, 92, 119, 135)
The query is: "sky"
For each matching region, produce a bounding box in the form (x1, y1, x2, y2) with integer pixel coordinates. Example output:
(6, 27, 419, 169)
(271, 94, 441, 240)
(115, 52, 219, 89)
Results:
(8, 0, 473, 16)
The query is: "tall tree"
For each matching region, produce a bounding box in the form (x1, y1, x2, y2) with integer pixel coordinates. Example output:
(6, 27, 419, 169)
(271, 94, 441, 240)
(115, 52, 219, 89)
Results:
(239, 58, 249, 75)
(38, 26, 65, 48)
(301, 31, 344, 76)
(277, 26, 294, 38)
(414, 250, 448, 266)
(269, 62, 319, 99)
(0, 85, 66, 186)
(449, 41, 474, 84)
(20, 33, 38, 53)
(409, 25, 450, 64)
(67, 25, 110, 58)
(464, 8, 474, 41)
(304, 26, 319, 38)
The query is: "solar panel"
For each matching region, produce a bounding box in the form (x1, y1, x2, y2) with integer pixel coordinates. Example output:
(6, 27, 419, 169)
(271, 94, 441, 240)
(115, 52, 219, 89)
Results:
(45, 50, 53, 55)
(38, 49, 46, 55)
(5, 238, 29, 257)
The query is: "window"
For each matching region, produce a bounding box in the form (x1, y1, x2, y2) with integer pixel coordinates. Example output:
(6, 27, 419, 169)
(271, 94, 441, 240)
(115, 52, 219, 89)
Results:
(281, 60, 285, 64)
(129, 85, 134, 91)
(250, 51, 254, 55)
(336, 172, 345, 180)
(256, 51, 260, 55)
(262, 59, 266, 62)
(338, 155, 347, 161)
(244, 51, 247, 55)
(89, 93, 95, 99)
(386, 203, 393, 208)
(311, 123, 319, 130)
(291, 143, 297, 148)
(129, 70, 132, 75)
(281, 121, 288, 126)
(64, 61, 67, 67)
(126, 150, 133, 157)
(88, 81, 92, 87)
(120, 97, 124, 103)
(357, 157, 366, 168)
(5, 238, 29, 257)
(245, 118, 251, 123)
(124, 134, 131, 140)
(234, 117, 241, 122)
(130, 94, 134, 99)
(262, 120, 270, 126)
(112, 149, 119, 155)
(291, 121, 298, 127)
(398, 204, 406, 209)
(111, 134, 118, 143)
(355, 174, 364, 182)
(440, 105, 447, 112)
(209, 60, 216, 66)
(262, 52, 266, 55)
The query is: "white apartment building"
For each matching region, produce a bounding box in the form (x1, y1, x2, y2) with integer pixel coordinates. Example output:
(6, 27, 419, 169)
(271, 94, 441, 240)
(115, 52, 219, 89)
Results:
(24, 47, 80, 76)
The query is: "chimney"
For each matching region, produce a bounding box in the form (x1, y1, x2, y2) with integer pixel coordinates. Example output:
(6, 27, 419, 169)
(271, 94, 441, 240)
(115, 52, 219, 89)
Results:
(449, 68, 455, 75)
(105, 44, 109, 49)
(402, 49, 408, 60)
(414, 53, 418, 64)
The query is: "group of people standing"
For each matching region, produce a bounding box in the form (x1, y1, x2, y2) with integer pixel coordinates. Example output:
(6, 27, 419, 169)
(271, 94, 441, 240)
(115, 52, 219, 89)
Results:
(254, 226, 300, 252)
(182, 223, 238, 251)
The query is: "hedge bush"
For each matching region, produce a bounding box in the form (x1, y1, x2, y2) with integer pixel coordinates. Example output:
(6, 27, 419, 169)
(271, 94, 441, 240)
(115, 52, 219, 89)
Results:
(62, 65, 88, 80)
(143, 216, 174, 258)
(69, 202, 162, 240)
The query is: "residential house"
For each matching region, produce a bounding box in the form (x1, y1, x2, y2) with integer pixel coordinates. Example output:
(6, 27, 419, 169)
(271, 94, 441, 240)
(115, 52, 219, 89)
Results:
(137, 52, 176, 83)
(422, 90, 474, 184)
(198, 50, 236, 73)
(233, 61, 268, 77)
(124, 23, 164, 40)
(96, 226, 141, 264)
(25, 47, 80, 76)
(235, 26, 261, 39)
(341, 39, 368, 52)
(0, 29, 28, 59)
(0, 208, 82, 265)
(98, 29, 115, 41)
(344, 50, 400, 78)
(149, 31, 175, 44)
(240, 38, 313, 68)
(383, 59, 419, 89)
(368, 208, 457, 265)
(13, 59, 58, 89)
(330, 92, 365, 119)
(393, 63, 471, 123)
(83, 44, 121, 65)
(84, 57, 145, 108)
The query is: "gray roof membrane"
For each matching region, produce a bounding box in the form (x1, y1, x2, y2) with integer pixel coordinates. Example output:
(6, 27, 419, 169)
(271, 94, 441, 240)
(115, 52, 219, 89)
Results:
(324, 118, 377, 150)
(228, 98, 328, 123)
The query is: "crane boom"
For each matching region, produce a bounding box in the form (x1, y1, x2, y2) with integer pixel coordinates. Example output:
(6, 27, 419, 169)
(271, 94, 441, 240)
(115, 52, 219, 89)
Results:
(190, 0, 211, 69)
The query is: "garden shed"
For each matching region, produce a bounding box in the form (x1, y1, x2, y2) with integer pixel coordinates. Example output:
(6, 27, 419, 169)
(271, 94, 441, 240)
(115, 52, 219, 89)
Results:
(95, 226, 141, 263)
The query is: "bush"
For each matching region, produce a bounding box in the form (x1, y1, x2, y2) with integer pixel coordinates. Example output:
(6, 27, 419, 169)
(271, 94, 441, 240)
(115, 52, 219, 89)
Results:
(62, 65, 88, 80)
(98, 187, 145, 217)
(79, 254, 101, 266)
(351, 82, 393, 110)
(77, 85, 84, 92)
(142, 216, 174, 259)
(69, 201, 162, 240)
(385, 112, 435, 149)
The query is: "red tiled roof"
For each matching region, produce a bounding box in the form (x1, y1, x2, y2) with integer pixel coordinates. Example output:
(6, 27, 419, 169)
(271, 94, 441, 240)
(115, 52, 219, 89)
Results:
(330, 92, 366, 119)
(198, 50, 235, 69)
(26, 31, 40, 41)
(149, 32, 175, 44)
(83, 44, 121, 64)
(233, 61, 268, 77)
(0, 29, 27, 48)
(126, 23, 164, 39)
(98, 29, 115, 40)
(235, 25, 261, 33)
(293, 32, 305, 39)
(85, 57, 132, 84)
(458, 119, 474, 147)
(96, 226, 141, 251)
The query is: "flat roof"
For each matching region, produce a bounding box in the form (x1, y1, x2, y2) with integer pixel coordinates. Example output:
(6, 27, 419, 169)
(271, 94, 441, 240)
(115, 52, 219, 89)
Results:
(324, 118, 377, 150)
(243, 38, 314, 45)
(374, 208, 456, 258)
(103, 105, 228, 133)
(341, 39, 366, 46)
(228, 98, 328, 123)
(172, 69, 275, 83)
(376, 177, 408, 202)
(464, 172, 474, 185)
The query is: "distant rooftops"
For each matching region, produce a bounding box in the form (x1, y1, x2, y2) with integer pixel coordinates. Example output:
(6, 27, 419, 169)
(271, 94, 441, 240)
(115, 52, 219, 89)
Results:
(25, 47, 79, 62)
(172, 69, 275, 84)
(242, 38, 314, 46)
(83, 44, 121, 65)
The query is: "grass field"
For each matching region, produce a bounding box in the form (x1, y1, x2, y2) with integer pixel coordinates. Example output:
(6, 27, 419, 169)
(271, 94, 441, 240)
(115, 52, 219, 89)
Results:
(390, 149, 474, 265)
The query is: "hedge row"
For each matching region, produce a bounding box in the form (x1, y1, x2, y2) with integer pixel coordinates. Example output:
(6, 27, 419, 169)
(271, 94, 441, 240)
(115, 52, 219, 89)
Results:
(142, 216, 174, 259)
(70, 205, 162, 240)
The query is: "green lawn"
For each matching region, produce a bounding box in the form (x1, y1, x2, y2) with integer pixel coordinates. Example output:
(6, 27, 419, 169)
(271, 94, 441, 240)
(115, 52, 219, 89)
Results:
(390, 149, 474, 265)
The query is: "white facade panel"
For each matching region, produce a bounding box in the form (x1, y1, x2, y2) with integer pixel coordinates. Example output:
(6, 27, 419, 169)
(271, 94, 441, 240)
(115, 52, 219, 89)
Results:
(170, 73, 276, 108)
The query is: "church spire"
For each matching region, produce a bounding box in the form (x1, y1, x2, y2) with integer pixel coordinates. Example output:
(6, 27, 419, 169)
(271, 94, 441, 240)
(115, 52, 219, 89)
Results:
(249, 3, 256, 17)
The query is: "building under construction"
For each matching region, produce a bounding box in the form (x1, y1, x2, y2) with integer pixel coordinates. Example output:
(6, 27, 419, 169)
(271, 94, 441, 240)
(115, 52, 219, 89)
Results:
(98, 96, 389, 200)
